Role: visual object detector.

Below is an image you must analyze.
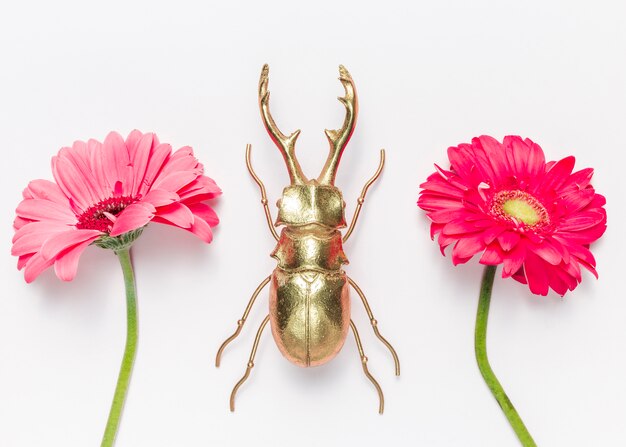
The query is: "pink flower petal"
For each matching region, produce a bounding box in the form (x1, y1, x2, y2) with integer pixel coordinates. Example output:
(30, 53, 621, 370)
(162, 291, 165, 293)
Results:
(476, 135, 510, 184)
(40, 230, 101, 261)
(187, 203, 219, 226)
(497, 231, 521, 251)
(109, 202, 156, 236)
(558, 210, 606, 231)
(539, 156, 576, 194)
(16, 199, 76, 223)
(138, 143, 172, 195)
(17, 254, 34, 270)
(23, 253, 55, 283)
(128, 132, 154, 195)
(442, 219, 480, 236)
(152, 171, 198, 193)
(142, 189, 179, 207)
(523, 252, 549, 296)
(25, 179, 68, 204)
(52, 154, 98, 211)
(12, 222, 71, 256)
(528, 241, 562, 266)
(501, 243, 526, 278)
(155, 202, 194, 229)
(480, 244, 504, 265)
(176, 176, 222, 202)
(53, 239, 95, 281)
(103, 131, 133, 195)
(188, 216, 214, 243)
(524, 138, 546, 179)
(452, 235, 485, 265)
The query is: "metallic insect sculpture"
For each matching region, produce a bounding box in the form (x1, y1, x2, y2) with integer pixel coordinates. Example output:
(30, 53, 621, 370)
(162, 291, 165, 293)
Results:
(216, 64, 400, 413)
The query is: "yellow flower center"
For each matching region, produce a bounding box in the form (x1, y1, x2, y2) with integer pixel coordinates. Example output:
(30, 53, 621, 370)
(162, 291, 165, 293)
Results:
(502, 198, 540, 225)
(490, 190, 549, 228)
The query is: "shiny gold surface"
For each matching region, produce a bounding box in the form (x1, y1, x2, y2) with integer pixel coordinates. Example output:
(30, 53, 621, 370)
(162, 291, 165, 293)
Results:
(276, 185, 347, 228)
(271, 228, 348, 272)
(270, 269, 350, 367)
(318, 65, 358, 185)
(217, 65, 399, 412)
(258, 64, 307, 185)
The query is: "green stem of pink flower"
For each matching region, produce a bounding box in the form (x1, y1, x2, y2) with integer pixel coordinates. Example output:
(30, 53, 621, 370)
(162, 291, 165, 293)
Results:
(475, 265, 537, 447)
(101, 247, 138, 447)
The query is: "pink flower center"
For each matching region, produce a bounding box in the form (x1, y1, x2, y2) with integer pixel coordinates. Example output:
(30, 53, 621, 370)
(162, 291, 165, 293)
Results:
(76, 196, 136, 232)
(489, 190, 550, 229)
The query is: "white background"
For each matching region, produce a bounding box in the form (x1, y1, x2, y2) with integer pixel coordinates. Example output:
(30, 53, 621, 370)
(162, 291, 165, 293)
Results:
(1, 1, 625, 446)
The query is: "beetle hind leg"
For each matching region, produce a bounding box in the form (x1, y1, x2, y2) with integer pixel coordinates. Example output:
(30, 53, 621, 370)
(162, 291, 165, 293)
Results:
(350, 320, 384, 414)
(229, 315, 270, 412)
(216, 276, 271, 367)
(348, 277, 400, 376)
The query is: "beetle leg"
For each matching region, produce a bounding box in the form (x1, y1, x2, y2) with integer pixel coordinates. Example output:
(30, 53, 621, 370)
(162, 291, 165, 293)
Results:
(246, 144, 279, 241)
(216, 276, 271, 367)
(350, 320, 384, 414)
(348, 277, 400, 376)
(343, 149, 385, 243)
(229, 315, 270, 412)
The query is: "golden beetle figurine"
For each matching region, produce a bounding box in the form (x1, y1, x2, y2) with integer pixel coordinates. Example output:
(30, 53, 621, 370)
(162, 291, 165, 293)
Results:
(216, 64, 400, 413)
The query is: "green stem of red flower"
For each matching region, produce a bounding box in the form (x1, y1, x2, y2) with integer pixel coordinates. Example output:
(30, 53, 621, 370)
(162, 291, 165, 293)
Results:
(475, 265, 537, 447)
(101, 247, 138, 447)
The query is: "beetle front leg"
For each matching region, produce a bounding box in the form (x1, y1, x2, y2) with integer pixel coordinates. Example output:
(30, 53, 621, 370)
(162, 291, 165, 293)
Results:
(246, 144, 279, 241)
(215, 275, 271, 367)
(348, 277, 400, 376)
(229, 315, 270, 412)
(343, 149, 385, 243)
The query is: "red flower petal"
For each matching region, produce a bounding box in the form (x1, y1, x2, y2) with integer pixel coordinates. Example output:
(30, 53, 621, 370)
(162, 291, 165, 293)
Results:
(497, 231, 521, 251)
(452, 235, 485, 265)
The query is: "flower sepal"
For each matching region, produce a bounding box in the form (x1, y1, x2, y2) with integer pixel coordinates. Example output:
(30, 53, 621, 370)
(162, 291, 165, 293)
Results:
(94, 227, 145, 252)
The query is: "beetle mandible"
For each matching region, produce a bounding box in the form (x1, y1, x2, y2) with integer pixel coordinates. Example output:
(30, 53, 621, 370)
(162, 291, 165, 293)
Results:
(216, 64, 400, 413)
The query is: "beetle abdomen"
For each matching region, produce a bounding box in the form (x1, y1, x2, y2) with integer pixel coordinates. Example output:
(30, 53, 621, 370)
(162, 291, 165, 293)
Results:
(269, 268, 350, 367)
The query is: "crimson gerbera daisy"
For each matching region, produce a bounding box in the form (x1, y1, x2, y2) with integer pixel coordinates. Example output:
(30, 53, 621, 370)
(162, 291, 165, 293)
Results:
(418, 135, 606, 446)
(12, 130, 221, 282)
(418, 135, 606, 296)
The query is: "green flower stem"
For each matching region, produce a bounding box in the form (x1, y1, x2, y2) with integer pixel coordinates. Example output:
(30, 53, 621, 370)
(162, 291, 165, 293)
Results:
(101, 247, 138, 447)
(475, 265, 537, 447)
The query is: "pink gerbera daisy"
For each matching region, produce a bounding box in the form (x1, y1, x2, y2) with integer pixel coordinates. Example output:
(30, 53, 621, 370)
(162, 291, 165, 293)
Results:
(12, 130, 220, 446)
(12, 130, 221, 282)
(418, 135, 606, 296)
